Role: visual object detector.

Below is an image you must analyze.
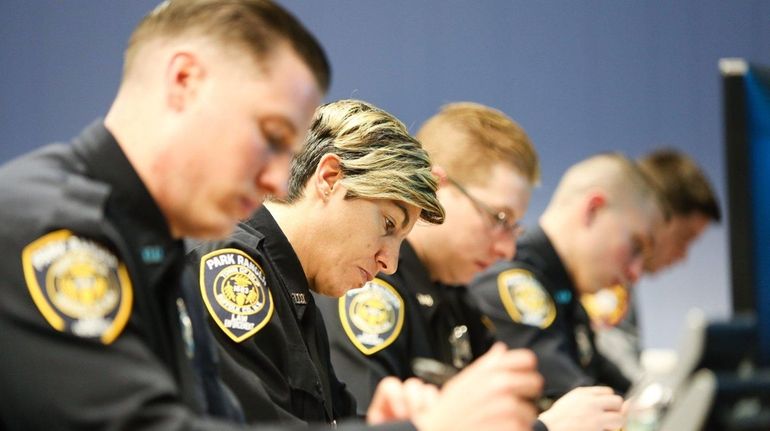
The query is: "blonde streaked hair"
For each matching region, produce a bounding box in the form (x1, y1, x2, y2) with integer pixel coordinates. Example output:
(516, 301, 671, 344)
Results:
(287, 99, 445, 225)
(123, 0, 330, 91)
(416, 102, 540, 187)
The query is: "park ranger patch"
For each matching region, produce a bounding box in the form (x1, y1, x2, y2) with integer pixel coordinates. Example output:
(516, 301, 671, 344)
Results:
(339, 278, 404, 355)
(581, 284, 629, 327)
(21, 229, 133, 344)
(199, 248, 273, 343)
(498, 269, 556, 329)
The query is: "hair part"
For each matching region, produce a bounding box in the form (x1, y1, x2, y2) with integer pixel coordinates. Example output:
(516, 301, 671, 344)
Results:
(416, 102, 540, 187)
(287, 99, 445, 225)
(124, 0, 330, 92)
(637, 148, 721, 222)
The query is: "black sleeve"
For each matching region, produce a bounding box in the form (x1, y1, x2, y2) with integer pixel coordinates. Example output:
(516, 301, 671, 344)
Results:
(0, 255, 252, 430)
(470, 269, 595, 399)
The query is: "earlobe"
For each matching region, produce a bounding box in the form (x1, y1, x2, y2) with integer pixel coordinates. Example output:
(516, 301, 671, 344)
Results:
(166, 52, 203, 112)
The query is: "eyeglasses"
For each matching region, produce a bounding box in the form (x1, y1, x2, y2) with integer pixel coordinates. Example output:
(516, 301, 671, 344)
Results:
(447, 177, 524, 237)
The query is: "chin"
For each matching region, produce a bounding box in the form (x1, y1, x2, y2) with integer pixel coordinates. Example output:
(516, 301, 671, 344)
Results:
(188, 220, 236, 241)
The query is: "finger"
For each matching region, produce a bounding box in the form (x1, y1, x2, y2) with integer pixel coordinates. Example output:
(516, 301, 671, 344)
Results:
(367, 377, 407, 424)
(504, 371, 544, 400)
(599, 411, 625, 430)
(497, 348, 538, 372)
(584, 385, 615, 395)
(596, 394, 624, 411)
(402, 378, 432, 416)
(420, 381, 440, 410)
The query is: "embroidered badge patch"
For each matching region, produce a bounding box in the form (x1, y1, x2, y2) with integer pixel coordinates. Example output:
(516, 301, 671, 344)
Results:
(21, 229, 133, 344)
(581, 284, 629, 327)
(339, 278, 404, 355)
(199, 248, 273, 343)
(497, 268, 556, 329)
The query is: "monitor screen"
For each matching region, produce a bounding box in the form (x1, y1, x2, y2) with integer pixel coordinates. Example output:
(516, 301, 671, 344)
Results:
(722, 59, 770, 366)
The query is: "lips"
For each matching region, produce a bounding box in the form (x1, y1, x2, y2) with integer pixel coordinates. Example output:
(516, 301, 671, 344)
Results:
(359, 267, 374, 285)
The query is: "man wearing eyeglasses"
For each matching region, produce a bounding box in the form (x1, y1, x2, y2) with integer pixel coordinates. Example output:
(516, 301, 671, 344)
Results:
(469, 153, 666, 402)
(315, 104, 628, 431)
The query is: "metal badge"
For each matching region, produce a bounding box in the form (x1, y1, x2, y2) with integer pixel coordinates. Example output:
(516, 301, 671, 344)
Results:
(176, 297, 195, 360)
(449, 324, 473, 369)
(575, 324, 594, 367)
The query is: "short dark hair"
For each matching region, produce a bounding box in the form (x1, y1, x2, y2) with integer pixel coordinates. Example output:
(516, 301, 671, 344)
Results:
(637, 148, 721, 222)
(125, 0, 330, 92)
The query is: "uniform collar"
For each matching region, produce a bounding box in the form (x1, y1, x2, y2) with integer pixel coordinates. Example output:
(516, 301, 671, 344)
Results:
(396, 240, 447, 318)
(244, 207, 313, 320)
(516, 225, 576, 304)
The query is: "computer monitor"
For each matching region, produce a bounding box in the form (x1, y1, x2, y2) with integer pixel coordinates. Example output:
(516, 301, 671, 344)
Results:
(721, 58, 770, 366)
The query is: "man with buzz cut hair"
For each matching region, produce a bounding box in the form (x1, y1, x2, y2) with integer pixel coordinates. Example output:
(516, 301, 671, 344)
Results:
(582, 148, 721, 382)
(470, 153, 666, 400)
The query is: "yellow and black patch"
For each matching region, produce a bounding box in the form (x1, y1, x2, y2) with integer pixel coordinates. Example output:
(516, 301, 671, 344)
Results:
(199, 248, 273, 343)
(21, 229, 133, 344)
(581, 284, 629, 327)
(339, 278, 404, 355)
(498, 268, 556, 329)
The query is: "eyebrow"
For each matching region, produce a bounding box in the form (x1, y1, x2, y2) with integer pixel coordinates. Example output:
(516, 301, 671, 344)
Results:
(394, 201, 411, 230)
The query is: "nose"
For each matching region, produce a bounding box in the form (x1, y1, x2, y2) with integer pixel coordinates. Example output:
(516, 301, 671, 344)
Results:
(674, 244, 688, 262)
(492, 234, 517, 261)
(256, 154, 291, 199)
(376, 239, 402, 275)
(626, 255, 645, 284)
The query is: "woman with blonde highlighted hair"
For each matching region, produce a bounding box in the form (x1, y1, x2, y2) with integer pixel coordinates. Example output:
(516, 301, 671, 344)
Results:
(188, 99, 543, 430)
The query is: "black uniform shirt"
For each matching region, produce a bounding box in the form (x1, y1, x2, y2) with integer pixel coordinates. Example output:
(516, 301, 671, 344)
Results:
(0, 121, 251, 430)
(188, 207, 358, 425)
(469, 225, 631, 398)
(316, 241, 496, 413)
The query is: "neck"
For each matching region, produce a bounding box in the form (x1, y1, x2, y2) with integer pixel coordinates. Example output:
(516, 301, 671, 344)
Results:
(539, 209, 577, 282)
(407, 224, 444, 283)
(264, 200, 314, 283)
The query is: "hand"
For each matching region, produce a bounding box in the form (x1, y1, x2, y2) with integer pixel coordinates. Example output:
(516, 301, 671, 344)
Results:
(538, 386, 625, 431)
(367, 377, 440, 424)
(413, 343, 543, 431)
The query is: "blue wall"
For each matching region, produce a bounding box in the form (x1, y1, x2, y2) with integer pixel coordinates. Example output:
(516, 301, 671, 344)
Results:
(2, 1, 769, 349)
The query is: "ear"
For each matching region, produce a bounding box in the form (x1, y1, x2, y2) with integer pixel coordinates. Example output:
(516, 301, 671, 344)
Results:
(313, 154, 344, 201)
(431, 165, 449, 188)
(583, 192, 607, 226)
(165, 51, 205, 112)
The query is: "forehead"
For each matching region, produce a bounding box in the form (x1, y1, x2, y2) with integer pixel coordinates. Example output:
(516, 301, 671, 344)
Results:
(619, 199, 662, 238)
(466, 163, 531, 214)
(215, 42, 322, 136)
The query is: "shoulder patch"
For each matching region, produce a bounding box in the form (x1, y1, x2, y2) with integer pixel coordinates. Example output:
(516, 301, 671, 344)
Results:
(339, 278, 404, 355)
(497, 268, 556, 329)
(21, 229, 133, 344)
(199, 248, 274, 343)
(581, 284, 629, 327)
